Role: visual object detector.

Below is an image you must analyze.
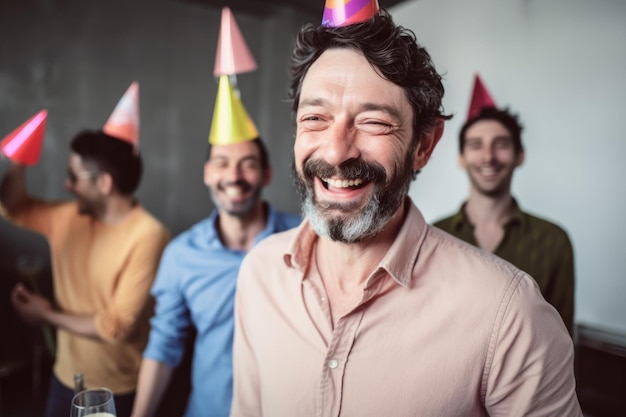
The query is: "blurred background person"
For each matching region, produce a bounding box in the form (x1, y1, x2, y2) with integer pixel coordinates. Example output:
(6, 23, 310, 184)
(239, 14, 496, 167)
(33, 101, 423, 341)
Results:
(434, 75, 575, 335)
(130, 75, 300, 417)
(0, 85, 170, 417)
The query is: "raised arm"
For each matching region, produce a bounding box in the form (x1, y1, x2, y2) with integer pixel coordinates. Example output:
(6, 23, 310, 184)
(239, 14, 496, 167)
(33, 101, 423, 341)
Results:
(0, 163, 30, 212)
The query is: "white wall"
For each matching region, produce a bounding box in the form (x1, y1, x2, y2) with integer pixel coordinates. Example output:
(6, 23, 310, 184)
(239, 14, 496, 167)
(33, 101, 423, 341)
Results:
(392, 0, 626, 334)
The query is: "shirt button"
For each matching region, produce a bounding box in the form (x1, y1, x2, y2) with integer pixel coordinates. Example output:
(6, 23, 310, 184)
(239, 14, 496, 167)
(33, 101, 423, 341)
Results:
(327, 359, 338, 369)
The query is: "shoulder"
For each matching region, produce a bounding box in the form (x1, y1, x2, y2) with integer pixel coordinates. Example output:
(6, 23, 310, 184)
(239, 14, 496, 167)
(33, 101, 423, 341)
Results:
(522, 211, 573, 244)
(243, 226, 299, 273)
(126, 207, 171, 249)
(253, 226, 298, 254)
(270, 209, 302, 232)
(432, 213, 456, 229)
(424, 225, 561, 331)
(423, 225, 527, 291)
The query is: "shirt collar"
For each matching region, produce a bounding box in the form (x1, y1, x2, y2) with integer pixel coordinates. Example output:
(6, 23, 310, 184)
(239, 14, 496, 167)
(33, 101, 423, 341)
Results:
(205, 202, 278, 250)
(283, 199, 429, 289)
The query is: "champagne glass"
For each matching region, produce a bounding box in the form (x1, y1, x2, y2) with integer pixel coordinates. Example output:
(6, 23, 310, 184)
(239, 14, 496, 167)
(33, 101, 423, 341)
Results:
(71, 387, 117, 417)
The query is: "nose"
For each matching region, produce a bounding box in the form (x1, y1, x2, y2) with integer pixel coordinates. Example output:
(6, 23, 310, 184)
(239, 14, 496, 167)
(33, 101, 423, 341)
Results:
(319, 119, 360, 167)
(480, 145, 495, 163)
(223, 163, 243, 183)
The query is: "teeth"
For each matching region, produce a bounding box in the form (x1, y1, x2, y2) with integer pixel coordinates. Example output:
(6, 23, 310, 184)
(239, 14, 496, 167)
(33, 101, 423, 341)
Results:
(224, 188, 243, 197)
(322, 178, 364, 188)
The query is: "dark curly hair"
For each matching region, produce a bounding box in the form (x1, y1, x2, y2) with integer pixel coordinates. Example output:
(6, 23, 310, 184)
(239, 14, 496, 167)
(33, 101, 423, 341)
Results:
(459, 107, 524, 155)
(70, 130, 143, 195)
(288, 9, 450, 145)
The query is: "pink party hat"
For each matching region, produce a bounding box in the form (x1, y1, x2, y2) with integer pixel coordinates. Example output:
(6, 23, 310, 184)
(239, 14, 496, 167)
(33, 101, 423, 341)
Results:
(1, 110, 48, 166)
(103, 82, 140, 148)
(467, 74, 496, 121)
(213, 7, 257, 76)
(322, 0, 380, 27)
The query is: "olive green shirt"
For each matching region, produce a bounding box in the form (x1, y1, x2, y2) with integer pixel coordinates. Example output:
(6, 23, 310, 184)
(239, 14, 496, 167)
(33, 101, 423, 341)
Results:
(434, 200, 575, 335)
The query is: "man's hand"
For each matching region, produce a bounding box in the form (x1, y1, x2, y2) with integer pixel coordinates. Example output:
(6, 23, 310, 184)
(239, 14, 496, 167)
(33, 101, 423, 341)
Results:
(11, 283, 53, 325)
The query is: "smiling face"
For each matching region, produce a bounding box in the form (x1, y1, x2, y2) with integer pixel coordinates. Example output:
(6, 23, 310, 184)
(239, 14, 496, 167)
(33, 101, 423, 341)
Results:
(459, 119, 525, 198)
(64, 153, 106, 216)
(204, 140, 270, 218)
(293, 48, 436, 243)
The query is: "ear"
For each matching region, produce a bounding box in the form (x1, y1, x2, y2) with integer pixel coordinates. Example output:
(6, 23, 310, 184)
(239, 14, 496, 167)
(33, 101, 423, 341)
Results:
(457, 153, 467, 170)
(203, 160, 211, 187)
(262, 166, 273, 186)
(413, 118, 445, 172)
(515, 150, 525, 167)
(97, 172, 114, 195)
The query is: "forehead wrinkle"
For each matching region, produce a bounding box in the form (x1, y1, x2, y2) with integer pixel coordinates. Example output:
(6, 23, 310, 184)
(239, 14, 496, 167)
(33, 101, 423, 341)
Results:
(298, 97, 329, 110)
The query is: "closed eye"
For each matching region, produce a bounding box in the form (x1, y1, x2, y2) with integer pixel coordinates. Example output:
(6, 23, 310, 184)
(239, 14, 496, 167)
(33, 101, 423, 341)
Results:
(358, 120, 395, 135)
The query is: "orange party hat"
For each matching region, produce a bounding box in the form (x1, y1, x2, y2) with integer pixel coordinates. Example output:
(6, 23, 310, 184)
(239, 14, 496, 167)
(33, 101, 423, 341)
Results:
(209, 75, 258, 145)
(322, 0, 379, 27)
(1, 110, 48, 166)
(467, 74, 496, 121)
(103, 82, 140, 148)
(213, 7, 257, 76)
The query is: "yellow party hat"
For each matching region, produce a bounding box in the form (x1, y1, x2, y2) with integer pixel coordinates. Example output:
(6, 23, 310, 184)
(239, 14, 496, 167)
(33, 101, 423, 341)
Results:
(208, 75, 258, 145)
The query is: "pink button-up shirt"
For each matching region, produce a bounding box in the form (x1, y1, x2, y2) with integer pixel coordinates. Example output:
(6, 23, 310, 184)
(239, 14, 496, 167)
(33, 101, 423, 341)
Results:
(231, 200, 582, 417)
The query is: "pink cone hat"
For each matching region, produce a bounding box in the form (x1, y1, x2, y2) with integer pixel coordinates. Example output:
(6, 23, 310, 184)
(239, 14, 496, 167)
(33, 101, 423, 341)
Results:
(322, 0, 379, 27)
(467, 74, 496, 121)
(214, 7, 257, 76)
(103, 82, 140, 148)
(1, 110, 48, 166)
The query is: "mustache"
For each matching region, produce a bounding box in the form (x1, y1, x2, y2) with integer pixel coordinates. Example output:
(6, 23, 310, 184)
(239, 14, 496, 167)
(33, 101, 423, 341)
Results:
(302, 158, 387, 184)
(217, 179, 252, 192)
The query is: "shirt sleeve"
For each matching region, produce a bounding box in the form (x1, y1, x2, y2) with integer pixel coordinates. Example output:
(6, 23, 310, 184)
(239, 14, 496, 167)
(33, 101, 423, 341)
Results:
(230, 256, 262, 417)
(1, 198, 66, 239)
(93, 224, 170, 344)
(483, 272, 583, 417)
(546, 232, 575, 336)
(142, 242, 193, 367)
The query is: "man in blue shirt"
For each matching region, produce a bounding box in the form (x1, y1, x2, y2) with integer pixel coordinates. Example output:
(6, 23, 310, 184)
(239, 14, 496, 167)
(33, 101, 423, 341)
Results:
(130, 135, 300, 417)
(131, 73, 300, 417)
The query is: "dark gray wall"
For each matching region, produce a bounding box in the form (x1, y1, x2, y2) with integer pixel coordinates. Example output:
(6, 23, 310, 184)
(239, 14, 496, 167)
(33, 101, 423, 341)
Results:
(0, 0, 310, 263)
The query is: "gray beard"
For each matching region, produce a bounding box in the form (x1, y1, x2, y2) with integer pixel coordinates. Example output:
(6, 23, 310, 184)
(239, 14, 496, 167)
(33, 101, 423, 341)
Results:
(294, 155, 415, 244)
(301, 186, 385, 243)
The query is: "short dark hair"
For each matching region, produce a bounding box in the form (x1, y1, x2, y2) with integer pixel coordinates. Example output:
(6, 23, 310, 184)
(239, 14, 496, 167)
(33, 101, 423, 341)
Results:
(459, 107, 524, 155)
(206, 137, 270, 170)
(288, 9, 450, 146)
(70, 130, 142, 195)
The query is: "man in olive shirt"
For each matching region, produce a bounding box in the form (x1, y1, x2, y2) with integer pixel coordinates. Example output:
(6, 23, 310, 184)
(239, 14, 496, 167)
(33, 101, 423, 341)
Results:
(434, 106, 575, 334)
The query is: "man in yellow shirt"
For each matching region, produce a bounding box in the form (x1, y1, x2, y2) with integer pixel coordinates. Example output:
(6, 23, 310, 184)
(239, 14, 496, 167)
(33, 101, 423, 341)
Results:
(1, 129, 170, 417)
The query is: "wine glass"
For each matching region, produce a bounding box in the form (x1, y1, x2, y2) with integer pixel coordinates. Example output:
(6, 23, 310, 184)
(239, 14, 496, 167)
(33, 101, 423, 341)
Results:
(71, 387, 117, 417)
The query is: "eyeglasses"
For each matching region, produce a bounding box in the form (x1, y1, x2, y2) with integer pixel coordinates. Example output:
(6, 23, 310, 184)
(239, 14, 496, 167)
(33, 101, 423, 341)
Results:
(67, 169, 99, 184)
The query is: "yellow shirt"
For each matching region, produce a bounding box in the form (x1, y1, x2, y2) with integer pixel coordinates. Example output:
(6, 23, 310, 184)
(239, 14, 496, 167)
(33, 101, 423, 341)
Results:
(4, 199, 170, 393)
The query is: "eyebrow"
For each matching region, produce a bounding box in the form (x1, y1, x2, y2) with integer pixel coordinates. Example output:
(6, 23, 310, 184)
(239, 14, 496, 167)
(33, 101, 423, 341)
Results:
(299, 98, 404, 123)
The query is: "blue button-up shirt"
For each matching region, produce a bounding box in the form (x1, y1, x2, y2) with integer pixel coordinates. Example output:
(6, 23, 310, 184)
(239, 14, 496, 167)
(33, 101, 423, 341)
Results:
(143, 205, 300, 417)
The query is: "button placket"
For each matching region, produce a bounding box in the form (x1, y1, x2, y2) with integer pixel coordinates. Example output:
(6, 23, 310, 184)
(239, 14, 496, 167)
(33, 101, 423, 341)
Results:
(318, 309, 366, 417)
